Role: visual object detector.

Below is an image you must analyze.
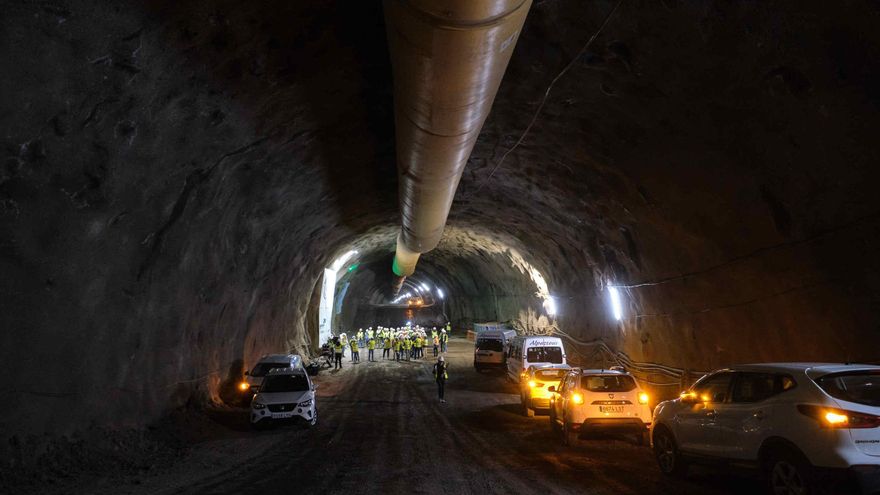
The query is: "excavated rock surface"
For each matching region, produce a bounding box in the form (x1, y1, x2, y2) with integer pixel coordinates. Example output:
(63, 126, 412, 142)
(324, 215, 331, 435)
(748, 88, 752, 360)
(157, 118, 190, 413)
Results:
(2, 0, 879, 457)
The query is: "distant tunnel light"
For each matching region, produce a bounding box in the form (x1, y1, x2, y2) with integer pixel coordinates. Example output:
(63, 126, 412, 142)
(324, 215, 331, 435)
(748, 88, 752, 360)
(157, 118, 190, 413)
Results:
(421, 283, 430, 291)
(609, 286, 623, 321)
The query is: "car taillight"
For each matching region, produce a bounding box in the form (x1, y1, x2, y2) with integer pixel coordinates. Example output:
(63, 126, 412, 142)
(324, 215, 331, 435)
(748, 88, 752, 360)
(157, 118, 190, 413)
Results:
(638, 392, 649, 405)
(572, 392, 584, 405)
(797, 404, 880, 429)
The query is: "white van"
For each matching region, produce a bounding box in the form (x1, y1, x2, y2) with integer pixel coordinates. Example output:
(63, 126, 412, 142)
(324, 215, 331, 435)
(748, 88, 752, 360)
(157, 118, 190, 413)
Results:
(506, 336, 567, 383)
(473, 329, 517, 371)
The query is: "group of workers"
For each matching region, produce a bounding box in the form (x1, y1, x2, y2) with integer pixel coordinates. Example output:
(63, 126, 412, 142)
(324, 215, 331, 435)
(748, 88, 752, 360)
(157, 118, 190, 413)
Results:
(328, 324, 451, 369)
(324, 323, 452, 402)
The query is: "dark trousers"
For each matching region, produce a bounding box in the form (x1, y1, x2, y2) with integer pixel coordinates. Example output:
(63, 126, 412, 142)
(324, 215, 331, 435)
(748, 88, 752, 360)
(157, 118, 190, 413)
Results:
(368, 349, 375, 361)
(382, 348, 390, 359)
(334, 353, 342, 369)
(433, 345, 438, 357)
(352, 351, 359, 362)
(437, 379, 445, 400)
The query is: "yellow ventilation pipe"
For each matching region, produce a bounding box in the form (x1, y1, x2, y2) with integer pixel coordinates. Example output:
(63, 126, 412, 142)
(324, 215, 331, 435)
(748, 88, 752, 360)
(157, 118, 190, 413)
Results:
(384, 0, 532, 294)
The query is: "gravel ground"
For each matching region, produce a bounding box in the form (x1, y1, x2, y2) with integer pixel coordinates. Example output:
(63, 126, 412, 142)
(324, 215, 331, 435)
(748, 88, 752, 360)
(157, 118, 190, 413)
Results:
(19, 338, 767, 494)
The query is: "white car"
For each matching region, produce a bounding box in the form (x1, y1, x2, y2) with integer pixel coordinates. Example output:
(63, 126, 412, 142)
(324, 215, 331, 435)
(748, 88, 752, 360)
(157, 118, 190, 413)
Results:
(651, 363, 880, 494)
(520, 364, 571, 416)
(251, 368, 317, 428)
(241, 354, 304, 397)
(549, 368, 652, 446)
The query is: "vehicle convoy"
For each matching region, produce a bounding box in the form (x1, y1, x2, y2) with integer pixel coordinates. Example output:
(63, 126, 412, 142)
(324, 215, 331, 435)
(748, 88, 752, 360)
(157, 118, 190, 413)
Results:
(250, 367, 318, 428)
(651, 363, 880, 494)
(474, 328, 517, 371)
(241, 354, 305, 396)
(549, 368, 652, 446)
(520, 364, 571, 416)
(507, 336, 567, 383)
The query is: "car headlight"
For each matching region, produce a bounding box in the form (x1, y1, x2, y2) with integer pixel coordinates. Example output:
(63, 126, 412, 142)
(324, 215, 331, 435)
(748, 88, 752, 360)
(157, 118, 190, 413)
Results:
(299, 399, 312, 407)
(252, 402, 267, 410)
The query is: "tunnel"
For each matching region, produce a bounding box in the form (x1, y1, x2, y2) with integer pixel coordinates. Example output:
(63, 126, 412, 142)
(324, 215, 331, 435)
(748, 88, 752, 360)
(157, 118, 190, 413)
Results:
(2, 0, 880, 493)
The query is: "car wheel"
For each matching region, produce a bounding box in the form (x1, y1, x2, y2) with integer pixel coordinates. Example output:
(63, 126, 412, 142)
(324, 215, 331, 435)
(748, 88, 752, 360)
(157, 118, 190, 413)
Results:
(653, 427, 688, 478)
(765, 448, 813, 495)
(549, 409, 560, 434)
(635, 430, 648, 446)
(562, 420, 578, 447)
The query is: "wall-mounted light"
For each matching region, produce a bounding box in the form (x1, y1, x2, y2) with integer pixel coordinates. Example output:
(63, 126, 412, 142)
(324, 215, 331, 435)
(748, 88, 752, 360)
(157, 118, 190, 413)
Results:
(609, 286, 623, 321)
(436, 288, 444, 299)
(544, 296, 557, 316)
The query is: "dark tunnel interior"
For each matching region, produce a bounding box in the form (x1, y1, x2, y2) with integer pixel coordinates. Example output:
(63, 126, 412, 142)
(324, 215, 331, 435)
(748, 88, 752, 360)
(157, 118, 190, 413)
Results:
(2, 0, 880, 492)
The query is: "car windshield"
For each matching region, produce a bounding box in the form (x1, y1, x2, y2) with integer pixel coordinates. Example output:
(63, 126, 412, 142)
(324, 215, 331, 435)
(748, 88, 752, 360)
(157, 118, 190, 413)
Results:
(582, 375, 637, 392)
(476, 339, 503, 352)
(250, 362, 290, 377)
(260, 374, 310, 393)
(535, 369, 567, 380)
(815, 371, 880, 407)
(526, 346, 563, 364)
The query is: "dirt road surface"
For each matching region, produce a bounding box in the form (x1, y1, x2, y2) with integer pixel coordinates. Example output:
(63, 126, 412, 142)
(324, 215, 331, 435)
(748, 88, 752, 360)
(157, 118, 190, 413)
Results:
(94, 338, 765, 494)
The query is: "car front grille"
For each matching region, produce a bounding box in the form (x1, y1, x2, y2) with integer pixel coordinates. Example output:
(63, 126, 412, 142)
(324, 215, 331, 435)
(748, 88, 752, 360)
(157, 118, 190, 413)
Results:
(268, 403, 297, 412)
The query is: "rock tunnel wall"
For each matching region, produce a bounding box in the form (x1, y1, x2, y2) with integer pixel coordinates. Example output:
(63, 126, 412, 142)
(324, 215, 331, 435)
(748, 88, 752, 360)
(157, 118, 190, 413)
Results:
(1, 0, 879, 450)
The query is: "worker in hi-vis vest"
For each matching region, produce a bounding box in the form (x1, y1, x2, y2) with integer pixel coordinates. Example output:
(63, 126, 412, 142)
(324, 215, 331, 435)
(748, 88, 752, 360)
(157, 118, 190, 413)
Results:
(350, 338, 359, 363)
(333, 338, 344, 370)
(368, 338, 376, 362)
(433, 356, 449, 403)
(383, 336, 391, 360)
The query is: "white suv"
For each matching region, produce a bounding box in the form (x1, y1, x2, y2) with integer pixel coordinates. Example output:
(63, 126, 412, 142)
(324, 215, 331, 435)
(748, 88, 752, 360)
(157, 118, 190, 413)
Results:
(651, 363, 880, 494)
(549, 368, 652, 446)
(250, 368, 317, 428)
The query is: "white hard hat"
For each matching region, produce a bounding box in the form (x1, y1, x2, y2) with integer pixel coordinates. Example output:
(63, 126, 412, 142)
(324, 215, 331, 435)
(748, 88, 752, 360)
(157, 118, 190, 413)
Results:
(439, 356, 445, 362)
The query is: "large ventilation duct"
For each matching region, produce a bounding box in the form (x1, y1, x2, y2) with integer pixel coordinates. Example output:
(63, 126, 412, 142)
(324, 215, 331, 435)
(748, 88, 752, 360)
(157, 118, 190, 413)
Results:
(384, 0, 532, 294)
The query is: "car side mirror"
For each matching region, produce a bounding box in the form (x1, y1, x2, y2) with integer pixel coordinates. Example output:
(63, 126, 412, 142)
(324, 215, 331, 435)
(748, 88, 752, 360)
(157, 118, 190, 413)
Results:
(244, 371, 249, 376)
(547, 385, 556, 393)
(312, 384, 318, 390)
(679, 391, 698, 404)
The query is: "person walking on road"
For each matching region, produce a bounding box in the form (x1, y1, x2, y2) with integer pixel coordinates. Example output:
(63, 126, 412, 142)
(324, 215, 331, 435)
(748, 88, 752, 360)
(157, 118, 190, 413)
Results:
(333, 337, 344, 370)
(368, 338, 376, 362)
(350, 338, 360, 363)
(439, 329, 449, 353)
(432, 334, 439, 357)
(433, 356, 448, 403)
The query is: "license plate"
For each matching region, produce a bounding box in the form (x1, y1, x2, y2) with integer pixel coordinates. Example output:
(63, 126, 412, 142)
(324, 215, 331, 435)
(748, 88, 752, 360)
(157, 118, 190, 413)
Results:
(273, 412, 295, 419)
(599, 406, 624, 413)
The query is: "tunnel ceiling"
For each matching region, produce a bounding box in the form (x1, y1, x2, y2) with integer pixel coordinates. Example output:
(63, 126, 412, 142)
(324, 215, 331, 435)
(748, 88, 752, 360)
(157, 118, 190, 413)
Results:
(2, 0, 880, 439)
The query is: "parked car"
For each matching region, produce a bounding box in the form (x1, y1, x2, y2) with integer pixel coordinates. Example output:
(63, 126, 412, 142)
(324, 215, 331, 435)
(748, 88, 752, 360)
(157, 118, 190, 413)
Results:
(241, 354, 305, 397)
(250, 367, 317, 428)
(549, 368, 652, 445)
(520, 363, 571, 416)
(506, 336, 567, 383)
(651, 363, 880, 494)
